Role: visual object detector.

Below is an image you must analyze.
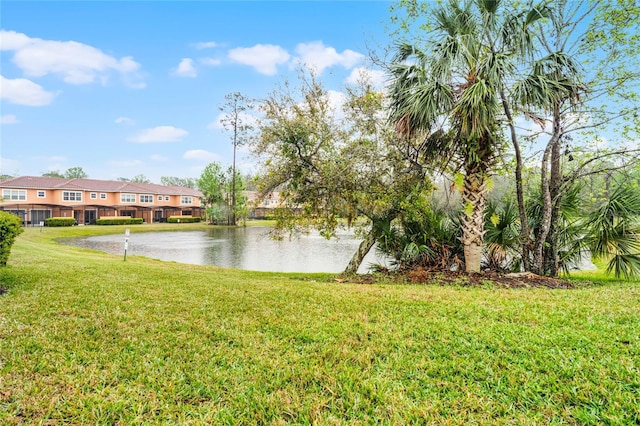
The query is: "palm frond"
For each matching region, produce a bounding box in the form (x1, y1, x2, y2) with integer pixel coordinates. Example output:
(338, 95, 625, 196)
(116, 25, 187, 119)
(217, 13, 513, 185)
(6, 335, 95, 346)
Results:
(582, 183, 640, 279)
(605, 254, 640, 280)
(454, 78, 499, 140)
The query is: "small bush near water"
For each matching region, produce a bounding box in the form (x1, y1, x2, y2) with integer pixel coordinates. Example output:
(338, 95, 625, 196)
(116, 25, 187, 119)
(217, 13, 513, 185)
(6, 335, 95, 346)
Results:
(167, 215, 201, 223)
(96, 217, 144, 225)
(44, 217, 76, 227)
(0, 210, 24, 266)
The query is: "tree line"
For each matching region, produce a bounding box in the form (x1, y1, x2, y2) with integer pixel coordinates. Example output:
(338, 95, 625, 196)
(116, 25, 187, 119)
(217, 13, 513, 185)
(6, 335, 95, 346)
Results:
(243, 0, 640, 278)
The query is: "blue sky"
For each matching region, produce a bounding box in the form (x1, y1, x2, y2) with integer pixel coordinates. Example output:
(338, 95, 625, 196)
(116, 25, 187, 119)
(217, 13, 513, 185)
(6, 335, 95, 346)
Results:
(1, 1, 392, 182)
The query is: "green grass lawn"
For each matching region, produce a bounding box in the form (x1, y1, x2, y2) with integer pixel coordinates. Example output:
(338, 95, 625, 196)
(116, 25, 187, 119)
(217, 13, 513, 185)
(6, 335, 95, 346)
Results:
(1, 224, 639, 424)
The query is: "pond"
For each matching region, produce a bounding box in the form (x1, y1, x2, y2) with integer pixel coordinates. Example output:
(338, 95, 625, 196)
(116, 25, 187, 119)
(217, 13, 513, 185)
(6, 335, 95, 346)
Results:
(64, 227, 387, 273)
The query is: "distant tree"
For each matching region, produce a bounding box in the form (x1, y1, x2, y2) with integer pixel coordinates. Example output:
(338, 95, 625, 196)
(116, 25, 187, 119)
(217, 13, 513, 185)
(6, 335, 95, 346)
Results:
(198, 162, 227, 224)
(118, 174, 151, 183)
(161, 176, 198, 189)
(225, 168, 248, 226)
(42, 170, 64, 178)
(0, 174, 14, 181)
(243, 173, 259, 191)
(63, 167, 88, 179)
(219, 92, 255, 225)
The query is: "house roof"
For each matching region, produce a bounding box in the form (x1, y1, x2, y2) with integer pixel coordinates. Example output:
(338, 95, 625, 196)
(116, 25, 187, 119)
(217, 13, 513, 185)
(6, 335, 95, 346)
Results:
(0, 176, 203, 197)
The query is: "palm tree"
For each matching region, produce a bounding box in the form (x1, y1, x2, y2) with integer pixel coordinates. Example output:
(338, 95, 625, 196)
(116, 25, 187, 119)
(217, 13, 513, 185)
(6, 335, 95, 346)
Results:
(484, 200, 521, 272)
(578, 184, 640, 279)
(388, 0, 546, 273)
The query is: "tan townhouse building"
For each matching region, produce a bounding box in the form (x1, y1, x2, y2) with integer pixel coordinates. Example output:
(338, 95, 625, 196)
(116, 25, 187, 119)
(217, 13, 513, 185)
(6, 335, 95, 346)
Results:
(0, 176, 204, 225)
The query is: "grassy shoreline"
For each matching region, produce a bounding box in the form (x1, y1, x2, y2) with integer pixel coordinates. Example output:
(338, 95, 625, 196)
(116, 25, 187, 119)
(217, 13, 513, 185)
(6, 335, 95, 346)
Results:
(1, 224, 639, 424)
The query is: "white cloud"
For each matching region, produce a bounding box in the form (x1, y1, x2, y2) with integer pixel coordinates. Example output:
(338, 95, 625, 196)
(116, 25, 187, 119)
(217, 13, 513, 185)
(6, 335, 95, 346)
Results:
(0, 31, 30, 50)
(127, 126, 188, 143)
(194, 41, 218, 50)
(199, 57, 221, 67)
(324, 90, 348, 119)
(0, 30, 145, 87)
(183, 149, 221, 162)
(0, 75, 56, 106)
(591, 137, 609, 149)
(207, 115, 225, 130)
(115, 116, 135, 125)
(228, 44, 290, 75)
(294, 41, 364, 74)
(1, 114, 18, 124)
(345, 67, 386, 87)
(173, 58, 197, 78)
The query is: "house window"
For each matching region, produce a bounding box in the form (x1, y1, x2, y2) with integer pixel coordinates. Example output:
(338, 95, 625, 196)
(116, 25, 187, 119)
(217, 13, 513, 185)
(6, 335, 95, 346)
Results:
(100, 193, 107, 199)
(157, 195, 163, 201)
(90, 193, 97, 199)
(181, 196, 192, 204)
(37, 190, 46, 198)
(140, 194, 153, 204)
(165, 196, 170, 201)
(2, 189, 27, 201)
(62, 191, 82, 202)
(120, 193, 136, 203)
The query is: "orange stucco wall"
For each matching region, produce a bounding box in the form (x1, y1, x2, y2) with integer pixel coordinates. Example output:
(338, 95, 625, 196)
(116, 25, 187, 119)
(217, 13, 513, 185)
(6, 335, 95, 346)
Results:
(1, 188, 201, 208)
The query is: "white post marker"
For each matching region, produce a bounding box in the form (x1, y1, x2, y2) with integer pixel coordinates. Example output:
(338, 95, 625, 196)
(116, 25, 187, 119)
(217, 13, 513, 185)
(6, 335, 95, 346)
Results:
(39, 221, 44, 232)
(124, 228, 130, 261)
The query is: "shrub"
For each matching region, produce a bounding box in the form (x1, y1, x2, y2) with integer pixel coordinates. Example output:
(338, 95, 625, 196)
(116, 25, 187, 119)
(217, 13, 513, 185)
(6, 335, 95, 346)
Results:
(45, 217, 76, 227)
(96, 217, 144, 225)
(0, 211, 24, 266)
(167, 216, 201, 223)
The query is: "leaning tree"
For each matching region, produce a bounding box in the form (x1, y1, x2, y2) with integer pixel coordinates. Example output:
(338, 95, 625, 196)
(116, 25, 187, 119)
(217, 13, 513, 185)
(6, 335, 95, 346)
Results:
(252, 69, 430, 273)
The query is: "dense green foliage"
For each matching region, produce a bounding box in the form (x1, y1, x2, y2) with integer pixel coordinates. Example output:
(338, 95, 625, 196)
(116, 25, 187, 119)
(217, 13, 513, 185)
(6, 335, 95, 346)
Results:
(375, 195, 463, 271)
(0, 226, 638, 423)
(387, 0, 550, 272)
(198, 162, 247, 225)
(95, 217, 144, 225)
(160, 176, 198, 189)
(382, 0, 640, 277)
(42, 166, 90, 179)
(44, 217, 77, 227)
(0, 211, 23, 266)
(117, 174, 151, 183)
(253, 69, 431, 273)
(167, 216, 201, 223)
(576, 184, 640, 279)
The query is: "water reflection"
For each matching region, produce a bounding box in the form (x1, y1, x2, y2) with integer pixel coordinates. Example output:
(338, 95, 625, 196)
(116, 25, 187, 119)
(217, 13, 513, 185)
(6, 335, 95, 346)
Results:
(65, 227, 384, 273)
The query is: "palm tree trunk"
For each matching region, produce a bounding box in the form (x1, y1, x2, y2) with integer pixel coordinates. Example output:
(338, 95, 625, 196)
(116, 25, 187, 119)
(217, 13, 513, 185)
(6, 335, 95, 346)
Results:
(461, 170, 488, 273)
(544, 136, 563, 277)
